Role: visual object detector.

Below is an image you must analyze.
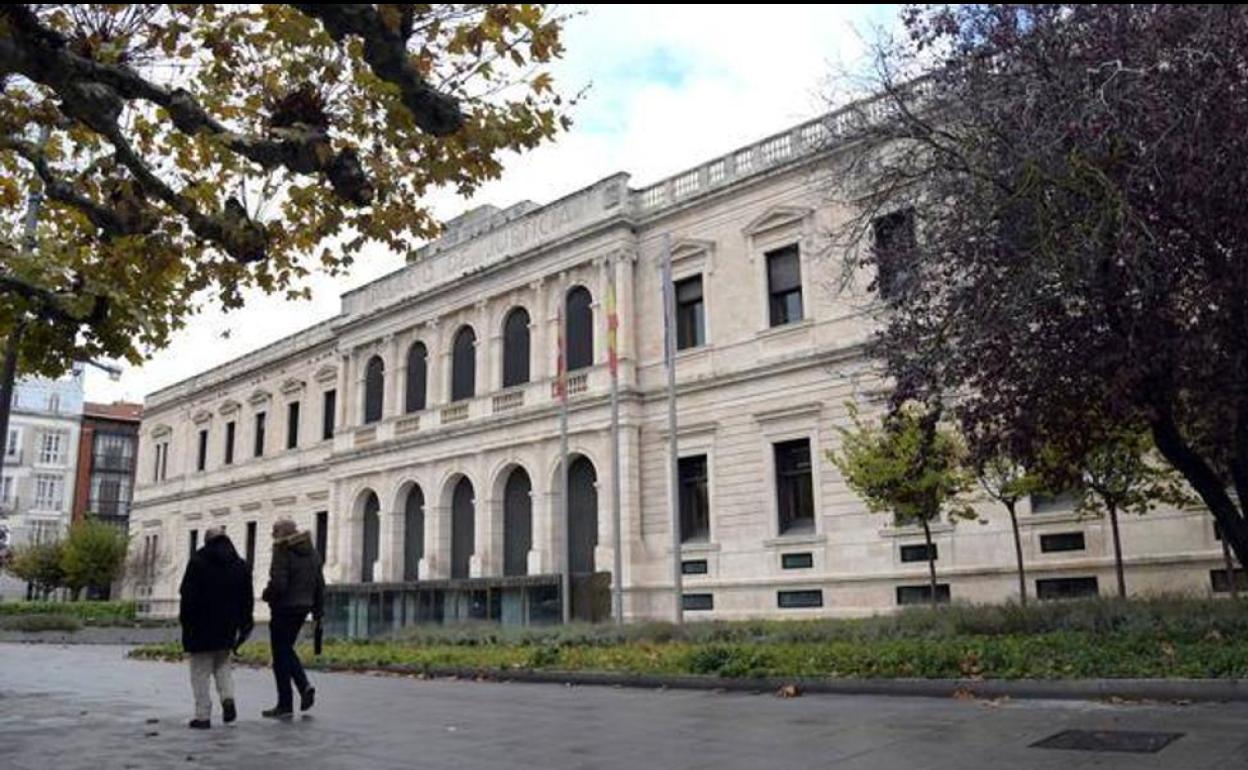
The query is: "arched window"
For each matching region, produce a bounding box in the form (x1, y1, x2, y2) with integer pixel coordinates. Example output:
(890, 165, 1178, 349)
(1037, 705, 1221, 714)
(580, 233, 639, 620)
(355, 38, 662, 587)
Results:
(503, 468, 532, 577)
(361, 491, 380, 583)
(502, 308, 531, 388)
(405, 342, 427, 413)
(451, 476, 475, 579)
(565, 286, 593, 372)
(451, 326, 476, 402)
(403, 485, 424, 581)
(363, 355, 384, 424)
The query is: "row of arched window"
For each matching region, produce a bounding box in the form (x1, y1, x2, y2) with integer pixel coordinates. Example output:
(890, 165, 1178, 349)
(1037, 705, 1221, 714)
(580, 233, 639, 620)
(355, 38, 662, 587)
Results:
(361, 286, 594, 424)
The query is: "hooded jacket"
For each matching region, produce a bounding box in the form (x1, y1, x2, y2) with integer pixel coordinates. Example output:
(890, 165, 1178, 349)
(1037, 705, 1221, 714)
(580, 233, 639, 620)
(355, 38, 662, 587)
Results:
(262, 530, 325, 616)
(179, 535, 254, 653)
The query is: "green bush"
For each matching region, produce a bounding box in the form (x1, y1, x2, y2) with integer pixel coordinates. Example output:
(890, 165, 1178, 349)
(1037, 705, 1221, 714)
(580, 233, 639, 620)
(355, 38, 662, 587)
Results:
(0, 614, 83, 632)
(0, 601, 137, 624)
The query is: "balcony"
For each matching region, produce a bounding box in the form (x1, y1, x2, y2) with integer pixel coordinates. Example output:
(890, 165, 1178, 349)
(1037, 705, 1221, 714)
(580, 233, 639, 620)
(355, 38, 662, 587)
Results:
(87, 512, 130, 529)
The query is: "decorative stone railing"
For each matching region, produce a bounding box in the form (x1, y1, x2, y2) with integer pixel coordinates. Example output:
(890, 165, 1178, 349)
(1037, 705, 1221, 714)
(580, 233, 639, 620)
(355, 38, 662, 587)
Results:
(354, 426, 376, 446)
(492, 390, 525, 413)
(441, 403, 469, 425)
(395, 414, 421, 436)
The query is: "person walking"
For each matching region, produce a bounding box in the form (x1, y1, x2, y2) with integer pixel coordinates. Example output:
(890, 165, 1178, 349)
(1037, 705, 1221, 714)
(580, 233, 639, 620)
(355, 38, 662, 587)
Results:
(260, 517, 324, 719)
(179, 526, 253, 729)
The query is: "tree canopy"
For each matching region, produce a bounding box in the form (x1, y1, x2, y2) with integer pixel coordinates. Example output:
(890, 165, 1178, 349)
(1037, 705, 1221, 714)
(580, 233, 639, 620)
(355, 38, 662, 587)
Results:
(0, 4, 571, 375)
(832, 4, 1248, 564)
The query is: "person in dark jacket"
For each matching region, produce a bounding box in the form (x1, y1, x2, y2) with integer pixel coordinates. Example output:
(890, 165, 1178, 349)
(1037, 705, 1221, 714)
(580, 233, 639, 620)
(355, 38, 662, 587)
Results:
(260, 517, 324, 718)
(179, 526, 254, 729)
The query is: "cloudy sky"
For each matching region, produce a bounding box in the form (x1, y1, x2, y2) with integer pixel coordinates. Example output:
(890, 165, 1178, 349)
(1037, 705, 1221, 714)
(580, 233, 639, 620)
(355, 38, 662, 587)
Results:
(84, 4, 897, 403)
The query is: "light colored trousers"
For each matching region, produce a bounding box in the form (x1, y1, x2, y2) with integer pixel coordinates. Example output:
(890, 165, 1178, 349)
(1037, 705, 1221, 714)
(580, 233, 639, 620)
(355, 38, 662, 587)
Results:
(188, 650, 235, 720)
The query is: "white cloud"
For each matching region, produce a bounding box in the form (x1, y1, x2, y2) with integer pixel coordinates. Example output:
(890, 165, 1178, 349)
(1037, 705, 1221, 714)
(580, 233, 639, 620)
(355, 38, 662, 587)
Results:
(84, 4, 896, 404)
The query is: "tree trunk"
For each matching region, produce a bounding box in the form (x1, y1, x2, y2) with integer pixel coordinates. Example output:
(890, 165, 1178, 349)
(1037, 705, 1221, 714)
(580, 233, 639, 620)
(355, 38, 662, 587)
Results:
(1152, 415, 1248, 567)
(921, 518, 938, 607)
(1007, 501, 1027, 606)
(1108, 503, 1126, 599)
(1223, 538, 1240, 600)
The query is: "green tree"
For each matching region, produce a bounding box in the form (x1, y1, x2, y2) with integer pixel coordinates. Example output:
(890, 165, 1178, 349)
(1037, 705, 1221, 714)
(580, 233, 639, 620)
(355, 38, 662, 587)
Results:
(831, 401, 977, 606)
(975, 453, 1045, 606)
(4, 539, 65, 597)
(60, 520, 129, 600)
(1051, 428, 1195, 599)
(0, 4, 572, 378)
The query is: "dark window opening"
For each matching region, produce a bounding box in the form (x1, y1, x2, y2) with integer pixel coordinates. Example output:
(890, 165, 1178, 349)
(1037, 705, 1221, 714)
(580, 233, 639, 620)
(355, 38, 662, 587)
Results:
(406, 342, 428, 413)
(322, 390, 336, 440)
(775, 438, 814, 534)
(679, 454, 710, 543)
(896, 584, 951, 606)
(1036, 577, 1099, 600)
(683, 593, 714, 611)
(502, 308, 531, 388)
(253, 412, 266, 457)
(1040, 532, 1086, 553)
(245, 521, 256, 567)
(872, 208, 916, 300)
(565, 286, 593, 372)
(777, 589, 823, 609)
(900, 543, 937, 563)
(675, 275, 705, 350)
(196, 429, 208, 472)
(781, 552, 813, 570)
(363, 356, 385, 424)
(286, 401, 300, 450)
(766, 244, 803, 326)
(681, 559, 708, 575)
(224, 422, 236, 465)
(451, 327, 476, 402)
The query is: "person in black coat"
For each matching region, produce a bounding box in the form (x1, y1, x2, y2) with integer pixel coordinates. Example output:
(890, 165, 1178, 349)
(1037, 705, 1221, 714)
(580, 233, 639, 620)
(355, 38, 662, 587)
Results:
(179, 526, 253, 729)
(260, 517, 324, 719)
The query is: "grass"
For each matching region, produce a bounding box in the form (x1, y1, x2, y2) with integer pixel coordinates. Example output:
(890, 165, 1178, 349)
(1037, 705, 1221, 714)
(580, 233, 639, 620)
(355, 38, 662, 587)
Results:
(0, 613, 83, 632)
(0, 600, 137, 625)
(129, 596, 1248, 681)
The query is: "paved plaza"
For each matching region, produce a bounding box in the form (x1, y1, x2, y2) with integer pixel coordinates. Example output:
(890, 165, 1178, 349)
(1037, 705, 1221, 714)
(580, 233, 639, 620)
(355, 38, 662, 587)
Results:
(1, 643, 1246, 769)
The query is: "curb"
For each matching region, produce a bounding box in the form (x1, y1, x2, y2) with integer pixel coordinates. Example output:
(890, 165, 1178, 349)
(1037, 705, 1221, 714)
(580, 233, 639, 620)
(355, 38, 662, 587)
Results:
(278, 661, 1248, 703)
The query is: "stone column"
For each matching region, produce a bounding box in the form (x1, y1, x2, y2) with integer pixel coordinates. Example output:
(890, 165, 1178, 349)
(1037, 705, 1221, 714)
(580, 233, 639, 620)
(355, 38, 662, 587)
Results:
(387, 335, 403, 418)
(420, 504, 451, 579)
(475, 299, 492, 396)
(336, 353, 350, 430)
(530, 277, 549, 382)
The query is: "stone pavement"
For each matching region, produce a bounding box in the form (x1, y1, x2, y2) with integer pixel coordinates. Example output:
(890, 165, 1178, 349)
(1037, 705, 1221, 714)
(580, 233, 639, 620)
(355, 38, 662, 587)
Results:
(1, 643, 1245, 769)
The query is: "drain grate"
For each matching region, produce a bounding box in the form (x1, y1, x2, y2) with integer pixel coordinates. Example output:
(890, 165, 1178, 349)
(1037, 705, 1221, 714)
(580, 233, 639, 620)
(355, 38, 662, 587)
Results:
(1030, 729, 1184, 754)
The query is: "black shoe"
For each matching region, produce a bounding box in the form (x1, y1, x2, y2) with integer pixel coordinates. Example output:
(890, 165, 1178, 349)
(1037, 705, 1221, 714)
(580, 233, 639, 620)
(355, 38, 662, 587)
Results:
(188, 719, 211, 730)
(261, 706, 293, 720)
(222, 698, 237, 724)
(300, 686, 316, 713)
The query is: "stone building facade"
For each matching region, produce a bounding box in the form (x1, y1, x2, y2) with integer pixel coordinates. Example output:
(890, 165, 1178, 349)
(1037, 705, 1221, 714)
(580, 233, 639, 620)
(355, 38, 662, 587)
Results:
(126, 114, 1235, 622)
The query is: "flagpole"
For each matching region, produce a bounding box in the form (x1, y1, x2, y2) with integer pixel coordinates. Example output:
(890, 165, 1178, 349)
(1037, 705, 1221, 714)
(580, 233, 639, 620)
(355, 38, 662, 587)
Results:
(608, 251, 624, 625)
(661, 234, 684, 624)
(557, 297, 571, 625)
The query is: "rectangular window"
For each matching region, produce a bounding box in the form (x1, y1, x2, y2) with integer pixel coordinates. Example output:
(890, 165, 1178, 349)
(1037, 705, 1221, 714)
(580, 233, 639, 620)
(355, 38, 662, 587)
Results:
(682, 593, 714, 611)
(160, 441, 169, 481)
(781, 552, 813, 570)
(254, 412, 266, 457)
(94, 432, 134, 470)
(0, 475, 12, 503)
(322, 390, 336, 441)
(777, 589, 823, 609)
(900, 543, 938, 563)
(1036, 577, 1099, 600)
(681, 559, 709, 575)
(1211, 568, 1248, 593)
(315, 511, 328, 564)
(1040, 532, 1086, 553)
(766, 244, 803, 327)
(5, 427, 18, 457)
(152, 442, 169, 482)
(678, 454, 710, 543)
(674, 275, 705, 350)
(38, 431, 66, 464)
(197, 429, 208, 472)
(896, 584, 951, 606)
(245, 521, 257, 567)
(872, 208, 916, 299)
(287, 401, 300, 450)
(1031, 490, 1078, 514)
(774, 438, 814, 534)
(224, 421, 236, 465)
(189, 529, 199, 558)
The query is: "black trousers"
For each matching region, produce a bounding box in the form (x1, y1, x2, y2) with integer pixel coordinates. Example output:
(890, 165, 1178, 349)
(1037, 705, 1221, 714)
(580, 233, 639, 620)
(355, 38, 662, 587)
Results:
(269, 610, 310, 709)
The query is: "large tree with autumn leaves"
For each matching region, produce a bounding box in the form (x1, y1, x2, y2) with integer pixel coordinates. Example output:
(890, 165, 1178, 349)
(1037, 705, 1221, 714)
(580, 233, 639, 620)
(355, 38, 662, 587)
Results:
(0, 4, 571, 380)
